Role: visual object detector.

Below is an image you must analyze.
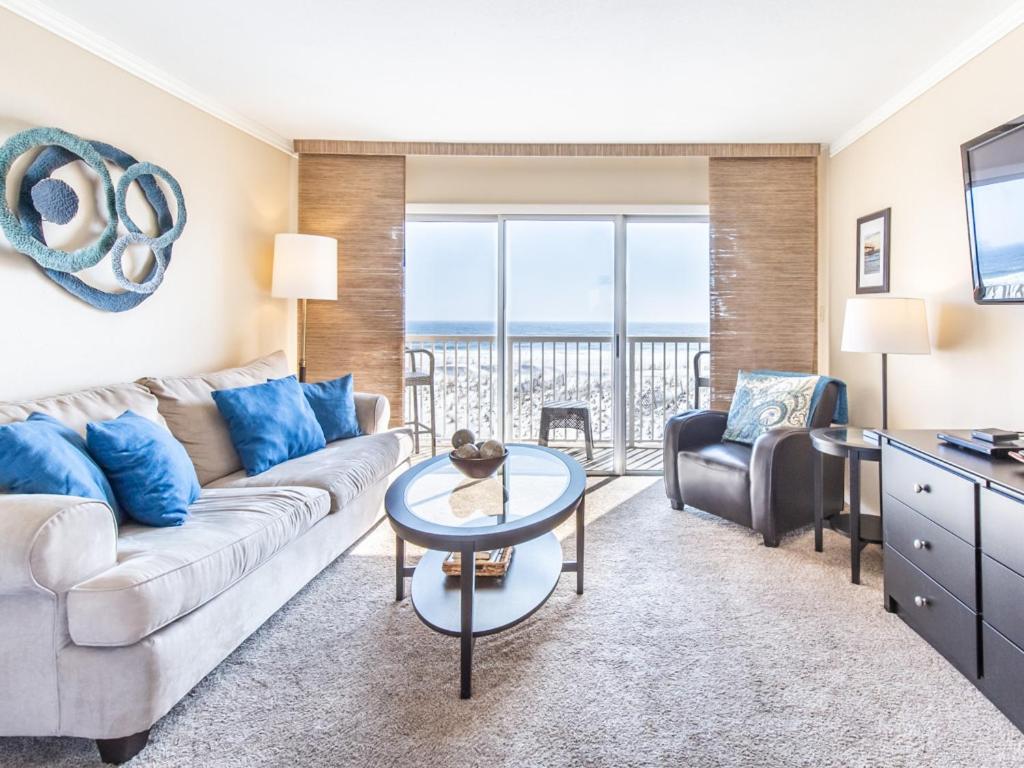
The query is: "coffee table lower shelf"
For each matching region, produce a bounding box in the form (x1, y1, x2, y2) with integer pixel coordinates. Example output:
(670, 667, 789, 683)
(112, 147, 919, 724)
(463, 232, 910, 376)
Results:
(411, 532, 563, 637)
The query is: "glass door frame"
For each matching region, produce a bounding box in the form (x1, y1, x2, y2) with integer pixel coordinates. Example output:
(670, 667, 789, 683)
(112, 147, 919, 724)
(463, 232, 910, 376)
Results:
(406, 210, 709, 476)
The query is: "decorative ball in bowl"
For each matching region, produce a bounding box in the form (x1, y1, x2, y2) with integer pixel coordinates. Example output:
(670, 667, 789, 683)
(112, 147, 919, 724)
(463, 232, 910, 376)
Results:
(449, 430, 508, 478)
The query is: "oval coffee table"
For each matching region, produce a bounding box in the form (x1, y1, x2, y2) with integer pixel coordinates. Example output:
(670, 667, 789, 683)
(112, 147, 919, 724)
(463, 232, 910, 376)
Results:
(385, 444, 586, 698)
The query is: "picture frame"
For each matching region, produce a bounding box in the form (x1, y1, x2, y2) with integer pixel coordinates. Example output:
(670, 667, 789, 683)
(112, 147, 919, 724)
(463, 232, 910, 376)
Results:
(855, 208, 891, 294)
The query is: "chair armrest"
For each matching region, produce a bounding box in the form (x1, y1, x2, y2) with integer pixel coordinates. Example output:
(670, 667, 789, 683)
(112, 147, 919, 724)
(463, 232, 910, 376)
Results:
(749, 428, 816, 544)
(0, 495, 117, 596)
(663, 410, 729, 507)
(354, 392, 391, 435)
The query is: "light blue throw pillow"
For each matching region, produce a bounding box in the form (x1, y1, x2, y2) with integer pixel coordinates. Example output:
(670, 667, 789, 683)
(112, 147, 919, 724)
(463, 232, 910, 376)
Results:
(212, 375, 326, 476)
(722, 371, 820, 445)
(87, 411, 200, 527)
(301, 374, 362, 442)
(0, 413, 122, 522)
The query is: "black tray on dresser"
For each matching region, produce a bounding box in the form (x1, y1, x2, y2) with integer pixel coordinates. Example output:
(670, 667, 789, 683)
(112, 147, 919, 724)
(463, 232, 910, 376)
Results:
(881, 430, 1024, 732)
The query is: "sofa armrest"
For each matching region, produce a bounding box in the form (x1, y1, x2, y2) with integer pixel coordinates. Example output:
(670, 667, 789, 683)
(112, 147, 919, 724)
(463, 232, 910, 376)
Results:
(749, 428, 817, 545)
(0, 495, 117, 596)
(354, 392, 391, 435)
(663, 409, 729, 507)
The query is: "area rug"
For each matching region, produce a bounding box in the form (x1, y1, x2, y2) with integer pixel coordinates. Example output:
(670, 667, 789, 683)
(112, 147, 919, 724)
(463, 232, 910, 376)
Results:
(4, 477, 1024, 767)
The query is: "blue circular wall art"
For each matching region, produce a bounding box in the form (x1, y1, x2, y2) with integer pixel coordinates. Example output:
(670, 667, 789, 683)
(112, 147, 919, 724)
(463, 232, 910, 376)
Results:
(0, 126, 187, 312)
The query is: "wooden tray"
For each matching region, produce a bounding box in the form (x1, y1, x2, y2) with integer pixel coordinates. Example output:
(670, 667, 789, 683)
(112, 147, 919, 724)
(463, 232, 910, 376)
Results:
(442, 546, 514, 577)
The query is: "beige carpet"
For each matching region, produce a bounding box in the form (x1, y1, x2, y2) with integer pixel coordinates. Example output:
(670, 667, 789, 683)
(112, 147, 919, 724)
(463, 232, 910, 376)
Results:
(4, 477, 1024, 767)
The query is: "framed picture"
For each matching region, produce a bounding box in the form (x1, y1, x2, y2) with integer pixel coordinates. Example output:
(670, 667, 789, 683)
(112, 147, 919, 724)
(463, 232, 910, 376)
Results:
(856, 208, 891, 294)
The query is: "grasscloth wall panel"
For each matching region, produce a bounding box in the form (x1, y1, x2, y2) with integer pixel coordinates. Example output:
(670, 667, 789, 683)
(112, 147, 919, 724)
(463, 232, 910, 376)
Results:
(295, 140, 821, 158)
(709, 158, 818, 410)
(298, 155, 405, 426)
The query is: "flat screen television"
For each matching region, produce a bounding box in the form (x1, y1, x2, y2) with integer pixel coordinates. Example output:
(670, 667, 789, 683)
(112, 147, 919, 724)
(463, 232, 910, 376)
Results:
(962, 115, 1024, 303)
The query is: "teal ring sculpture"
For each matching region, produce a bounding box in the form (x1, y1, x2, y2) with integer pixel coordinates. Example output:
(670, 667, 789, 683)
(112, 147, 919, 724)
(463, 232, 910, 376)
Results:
(12, 132, 185, 312)
(0, 127, 118, 272)
(116, 162, 187, 249)
(109, 232, 169, 294)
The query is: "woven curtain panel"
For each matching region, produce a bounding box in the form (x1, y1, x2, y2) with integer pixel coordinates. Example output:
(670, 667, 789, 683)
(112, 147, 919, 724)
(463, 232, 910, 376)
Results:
(298, 154, 406, 426)
(708, 157, 818, 411)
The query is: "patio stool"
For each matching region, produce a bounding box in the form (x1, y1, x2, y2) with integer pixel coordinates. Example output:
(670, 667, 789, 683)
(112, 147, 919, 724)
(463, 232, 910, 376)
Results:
(404, 348, 437, 457)
(538, 400, 594, 460)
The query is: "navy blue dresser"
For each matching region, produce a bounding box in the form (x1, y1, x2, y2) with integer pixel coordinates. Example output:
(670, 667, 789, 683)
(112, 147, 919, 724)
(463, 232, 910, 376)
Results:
(882, 430, 1024, 730)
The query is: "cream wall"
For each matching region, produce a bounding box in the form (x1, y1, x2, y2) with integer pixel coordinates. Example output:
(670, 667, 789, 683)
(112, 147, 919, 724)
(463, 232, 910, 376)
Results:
(828, 25, 1024, 433)
(406, 155, 708, 204)
(0, 9, 296, 401)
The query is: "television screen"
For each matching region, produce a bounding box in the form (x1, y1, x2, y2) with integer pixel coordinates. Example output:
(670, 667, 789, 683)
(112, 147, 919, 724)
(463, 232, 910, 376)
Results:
(962, 116, 1024, 303)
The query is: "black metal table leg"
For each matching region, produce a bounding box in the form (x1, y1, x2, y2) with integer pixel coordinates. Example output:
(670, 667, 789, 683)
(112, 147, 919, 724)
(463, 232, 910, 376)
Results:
(814, 449, 824, 553)
(396, 535, 406, 601)
(576, 494, 585, 595)
(459, 542, 475, 699)
(850, 454, 861, 585)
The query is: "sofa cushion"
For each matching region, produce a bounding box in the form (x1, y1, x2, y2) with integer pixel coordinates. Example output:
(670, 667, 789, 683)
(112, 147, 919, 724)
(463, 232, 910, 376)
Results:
(0, 382, 165, 435)
(66, 485, 330, 647)
(207, 429, 413, 513)
(138, 351, 291, 486)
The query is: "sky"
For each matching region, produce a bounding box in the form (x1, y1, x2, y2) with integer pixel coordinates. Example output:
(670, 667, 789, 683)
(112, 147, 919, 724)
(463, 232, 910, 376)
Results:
(405, 219, 710, 330)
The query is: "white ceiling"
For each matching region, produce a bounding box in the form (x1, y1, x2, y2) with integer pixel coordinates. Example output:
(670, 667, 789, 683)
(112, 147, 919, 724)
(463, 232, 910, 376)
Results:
(8, 0, 1024, 151)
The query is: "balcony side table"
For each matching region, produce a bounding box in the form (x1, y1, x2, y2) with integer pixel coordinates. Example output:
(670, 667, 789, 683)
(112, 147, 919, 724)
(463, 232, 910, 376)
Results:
(810, 427, 883, 585)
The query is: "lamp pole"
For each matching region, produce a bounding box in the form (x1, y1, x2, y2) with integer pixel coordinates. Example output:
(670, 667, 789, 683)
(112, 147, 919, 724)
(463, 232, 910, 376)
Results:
(880, 352, 888, 430)
(299, 297, 308, 383)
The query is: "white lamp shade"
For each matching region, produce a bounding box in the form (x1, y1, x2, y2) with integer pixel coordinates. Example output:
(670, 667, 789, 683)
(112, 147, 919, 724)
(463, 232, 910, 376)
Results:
(841, 297, 930, 355)
(271, 233, 338, 300)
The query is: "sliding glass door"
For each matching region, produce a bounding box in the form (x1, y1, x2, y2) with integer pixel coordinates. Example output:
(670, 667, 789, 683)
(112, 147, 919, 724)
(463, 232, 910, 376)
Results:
(505, 219, 616, 468)
(405, 219, 498, 441)
(405, 213, 709, 475)
(624, 219, 710, 471)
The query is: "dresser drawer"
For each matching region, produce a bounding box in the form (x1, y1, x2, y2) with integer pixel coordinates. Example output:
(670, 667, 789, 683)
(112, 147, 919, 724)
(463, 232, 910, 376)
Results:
(981, 487, 1024, 574)
(981, 622, 1024, 729)
(884, 495, 977, 609)
(883, 445, 977, 544)
(982, 554, 1024, 649)
(884, 545, 978, 678)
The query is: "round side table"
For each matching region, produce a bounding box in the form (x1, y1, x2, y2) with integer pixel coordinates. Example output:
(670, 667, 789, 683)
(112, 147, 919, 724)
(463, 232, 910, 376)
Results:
(810, 427, 883, 584)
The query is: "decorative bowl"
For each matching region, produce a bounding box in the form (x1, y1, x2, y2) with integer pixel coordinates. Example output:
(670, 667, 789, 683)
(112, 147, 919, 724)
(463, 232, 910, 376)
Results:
(449, 445, 509, 479)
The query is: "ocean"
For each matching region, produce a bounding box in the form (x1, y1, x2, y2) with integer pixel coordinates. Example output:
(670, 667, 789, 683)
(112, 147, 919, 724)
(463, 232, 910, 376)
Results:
(406, 320, 709, 337)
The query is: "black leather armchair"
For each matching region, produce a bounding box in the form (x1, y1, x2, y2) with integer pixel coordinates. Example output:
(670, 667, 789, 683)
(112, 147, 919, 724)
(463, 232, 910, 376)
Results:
(663, 381, 844, 547)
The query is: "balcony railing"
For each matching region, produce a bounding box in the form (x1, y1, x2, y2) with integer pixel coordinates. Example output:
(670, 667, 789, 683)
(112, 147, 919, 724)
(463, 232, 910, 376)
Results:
(405, 334, 709, 447)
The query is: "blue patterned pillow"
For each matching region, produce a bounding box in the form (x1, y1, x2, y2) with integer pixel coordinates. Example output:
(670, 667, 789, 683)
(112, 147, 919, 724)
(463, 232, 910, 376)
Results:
(722, 371, 819, 445)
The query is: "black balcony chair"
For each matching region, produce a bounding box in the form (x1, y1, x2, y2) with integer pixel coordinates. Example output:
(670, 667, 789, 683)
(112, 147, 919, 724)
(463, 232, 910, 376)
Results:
(663, 379, 844, 547)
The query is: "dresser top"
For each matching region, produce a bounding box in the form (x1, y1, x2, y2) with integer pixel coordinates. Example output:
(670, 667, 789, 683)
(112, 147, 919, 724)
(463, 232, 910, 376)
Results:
(884, 430, 1024, 494)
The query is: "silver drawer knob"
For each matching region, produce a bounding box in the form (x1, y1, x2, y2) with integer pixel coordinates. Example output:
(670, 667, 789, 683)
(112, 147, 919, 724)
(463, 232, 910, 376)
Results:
(913, 483, 931, 494)
(914, 595, 929, 608)
(912, 538, 929, 550)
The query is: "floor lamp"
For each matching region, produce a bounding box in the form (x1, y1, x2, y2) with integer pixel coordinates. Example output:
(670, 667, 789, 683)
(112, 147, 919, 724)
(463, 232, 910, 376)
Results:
(271, 233, 338, 383)
(841, 297, 930, 430)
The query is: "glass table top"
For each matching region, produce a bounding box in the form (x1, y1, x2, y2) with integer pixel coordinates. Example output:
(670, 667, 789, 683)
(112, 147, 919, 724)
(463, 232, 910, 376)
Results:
(401, 445, 573, 530)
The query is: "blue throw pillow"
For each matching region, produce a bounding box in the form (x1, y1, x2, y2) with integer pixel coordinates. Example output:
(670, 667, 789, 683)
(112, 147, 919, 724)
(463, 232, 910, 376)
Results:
(87, 411, 200, 527)
(0, 413, 122, 522)
(212, 375, 326, 476)
(301, 374, 362, 442)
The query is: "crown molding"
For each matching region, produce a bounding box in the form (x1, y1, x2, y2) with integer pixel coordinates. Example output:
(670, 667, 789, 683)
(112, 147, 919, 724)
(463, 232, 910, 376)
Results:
(829, 1, 1024, 157)
(0, 0, 295, 156)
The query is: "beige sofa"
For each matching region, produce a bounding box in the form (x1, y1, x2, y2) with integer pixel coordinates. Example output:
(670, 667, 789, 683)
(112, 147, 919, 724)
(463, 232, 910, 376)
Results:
(0, 352, 412, 763)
